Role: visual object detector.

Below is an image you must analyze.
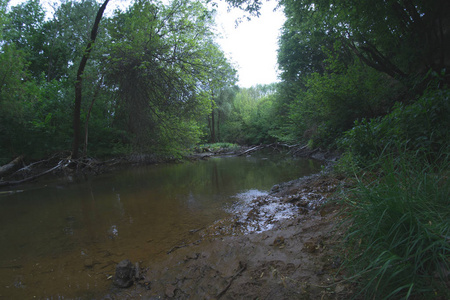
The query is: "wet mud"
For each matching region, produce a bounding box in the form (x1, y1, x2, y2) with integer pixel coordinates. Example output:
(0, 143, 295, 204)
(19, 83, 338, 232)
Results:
(107, 173, 354, 299)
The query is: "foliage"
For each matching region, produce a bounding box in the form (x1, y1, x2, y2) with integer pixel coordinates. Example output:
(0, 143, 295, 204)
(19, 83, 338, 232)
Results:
(251, 0, 449, 149)
(219, 84, 278, 144)
(278, 62, 401, 148)
(339, 88, 450, 165)
(0, 0, 237, 161)
(2, 0, 47, 80)
(232, 0, 450, 86)
(0, 0, 8, 39)
(341, 154, 450, 299)
(105, 0, 234, 152)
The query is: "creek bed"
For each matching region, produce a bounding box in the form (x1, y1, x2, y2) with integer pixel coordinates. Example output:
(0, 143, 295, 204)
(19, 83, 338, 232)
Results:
(0, 151, 321, 299)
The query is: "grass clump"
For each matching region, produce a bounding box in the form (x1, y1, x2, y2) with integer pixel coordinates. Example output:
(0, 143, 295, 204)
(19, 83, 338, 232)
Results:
(342, 154, 450, 299)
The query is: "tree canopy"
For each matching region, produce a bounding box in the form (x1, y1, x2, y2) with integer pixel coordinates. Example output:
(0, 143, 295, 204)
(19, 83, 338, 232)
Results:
(1, 0, 449, 160)
(0, 0, 237, 161)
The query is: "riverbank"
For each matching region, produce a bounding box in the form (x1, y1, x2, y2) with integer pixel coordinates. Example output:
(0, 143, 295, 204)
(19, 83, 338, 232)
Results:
(0, 144, 336, 188)
(106, 171, 354, 299)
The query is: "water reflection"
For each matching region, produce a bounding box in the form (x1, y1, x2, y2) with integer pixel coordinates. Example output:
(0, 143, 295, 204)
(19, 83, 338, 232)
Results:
(0, 153, 321, 299)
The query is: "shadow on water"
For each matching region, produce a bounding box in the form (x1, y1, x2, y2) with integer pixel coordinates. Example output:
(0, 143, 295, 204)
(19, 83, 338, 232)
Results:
(0, 152, 321, 298)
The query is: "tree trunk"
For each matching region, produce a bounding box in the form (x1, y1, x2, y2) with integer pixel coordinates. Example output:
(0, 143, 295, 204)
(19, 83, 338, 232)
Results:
(84, 75, 104, 156)
(210, 93, 216, 143)
(72, 0, 109, 159)
(217, 110, 221, 142)
(0, 156, 23, 177)
(211, 109, 216, 143)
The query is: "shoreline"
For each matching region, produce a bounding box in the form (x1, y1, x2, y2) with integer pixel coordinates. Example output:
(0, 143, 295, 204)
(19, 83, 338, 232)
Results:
(107, 170, 353, 299)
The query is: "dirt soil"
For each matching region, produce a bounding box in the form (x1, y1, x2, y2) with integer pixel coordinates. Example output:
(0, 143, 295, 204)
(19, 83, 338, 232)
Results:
(104, 172, 355, 300)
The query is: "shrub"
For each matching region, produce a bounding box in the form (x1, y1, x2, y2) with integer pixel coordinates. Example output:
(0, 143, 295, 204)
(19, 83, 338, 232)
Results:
(339, 88, 450, 165)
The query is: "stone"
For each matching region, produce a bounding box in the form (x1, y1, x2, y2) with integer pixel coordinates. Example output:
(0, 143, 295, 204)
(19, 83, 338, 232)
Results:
(113, 259, 135, 288)
(84, 258, 94, 268)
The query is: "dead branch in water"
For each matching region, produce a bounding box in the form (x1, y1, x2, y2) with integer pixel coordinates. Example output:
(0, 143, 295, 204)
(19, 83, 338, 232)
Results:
(236, 143, 302, 156)
(0, 160, 64, 187)
(0, 156, 105, 187)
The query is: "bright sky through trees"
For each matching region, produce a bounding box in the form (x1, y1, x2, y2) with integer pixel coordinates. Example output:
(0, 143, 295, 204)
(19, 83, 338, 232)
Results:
(7, 0, 285, 87)
(214, 1, 285, 87)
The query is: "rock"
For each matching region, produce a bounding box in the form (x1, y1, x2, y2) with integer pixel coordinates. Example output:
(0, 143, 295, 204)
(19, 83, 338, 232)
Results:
(113, 259, 135, 288)
(165, 284, 176, 297)
(270, 184, 280, 193)
(84, 258, 94, 268)
(272, 236, 285, 247)
(335, 283, 346, 293)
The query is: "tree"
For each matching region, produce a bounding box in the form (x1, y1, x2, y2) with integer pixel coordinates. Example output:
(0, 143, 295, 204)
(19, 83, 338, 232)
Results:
(72, 0, 109, 159)
(220, 84, 278, 144)
(44, 0, 102, 81)
(2, 0, 47, 80)
(209, 85, 239, 142)
(230, 0, 450, 87)
(1, 0, 237, 160)
(105, 0, 236, 154)
(0, 0, 8, 39)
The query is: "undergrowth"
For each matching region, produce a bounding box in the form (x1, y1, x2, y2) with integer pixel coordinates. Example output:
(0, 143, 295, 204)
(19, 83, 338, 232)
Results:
(340, 154, 449, 299)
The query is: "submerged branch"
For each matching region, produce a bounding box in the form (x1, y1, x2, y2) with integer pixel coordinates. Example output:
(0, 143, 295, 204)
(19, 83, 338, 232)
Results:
(0, 160, 64, 187)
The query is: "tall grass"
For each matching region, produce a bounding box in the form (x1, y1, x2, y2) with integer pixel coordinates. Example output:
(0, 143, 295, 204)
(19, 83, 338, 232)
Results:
(342, 153, 450, 299)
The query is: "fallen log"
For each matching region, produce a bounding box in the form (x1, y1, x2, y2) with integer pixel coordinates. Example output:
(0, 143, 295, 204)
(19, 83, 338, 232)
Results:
(0, 156, 24, 177)
(237, 145, 264, 156)
(0, 160, 63, 187)
(237, 143, 298, 156)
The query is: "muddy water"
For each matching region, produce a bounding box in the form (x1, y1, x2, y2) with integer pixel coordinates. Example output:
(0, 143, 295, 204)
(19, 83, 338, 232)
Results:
(0, 153, 321, 299)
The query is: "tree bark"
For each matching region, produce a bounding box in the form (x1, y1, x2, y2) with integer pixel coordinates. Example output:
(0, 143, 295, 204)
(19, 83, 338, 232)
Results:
(84, 75, 104, 156)
(0, 156, 23, 177)
(72, 0, 110, 159)
(210, 92, 216, 143)
(211, 109, 216, 143)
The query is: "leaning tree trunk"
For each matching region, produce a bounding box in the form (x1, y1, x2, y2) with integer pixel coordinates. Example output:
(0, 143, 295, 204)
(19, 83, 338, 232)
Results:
(84, 75, 104, 156)
(72, 0, 110, 159)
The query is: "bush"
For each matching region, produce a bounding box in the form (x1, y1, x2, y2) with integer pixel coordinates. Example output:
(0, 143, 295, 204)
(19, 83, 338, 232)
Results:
(286, 62, 401, 148)
(339, 88, 450, 165)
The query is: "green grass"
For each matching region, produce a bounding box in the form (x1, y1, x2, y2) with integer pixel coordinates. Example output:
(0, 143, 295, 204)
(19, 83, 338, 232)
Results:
(341, 154, 450, 299)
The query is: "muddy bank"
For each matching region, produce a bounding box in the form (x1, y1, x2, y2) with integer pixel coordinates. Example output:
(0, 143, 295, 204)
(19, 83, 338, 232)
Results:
(106, 173, 354, 299)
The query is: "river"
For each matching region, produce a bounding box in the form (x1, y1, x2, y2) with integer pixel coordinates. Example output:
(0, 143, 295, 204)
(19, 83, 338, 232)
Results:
(0, 152, 321, 299)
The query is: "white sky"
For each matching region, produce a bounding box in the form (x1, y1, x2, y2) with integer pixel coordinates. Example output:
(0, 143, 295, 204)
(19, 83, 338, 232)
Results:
(213, 1, 285, 87)
(7, 0, 286, 87)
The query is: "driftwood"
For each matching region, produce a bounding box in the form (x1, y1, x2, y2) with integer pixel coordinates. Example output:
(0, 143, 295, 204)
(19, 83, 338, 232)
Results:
(0, 155, 114, 188)
(237, 145, 264, 156)
(0, 156, 24, 177)
(237, 143, 301, 156)
(0, 160, 64, 187)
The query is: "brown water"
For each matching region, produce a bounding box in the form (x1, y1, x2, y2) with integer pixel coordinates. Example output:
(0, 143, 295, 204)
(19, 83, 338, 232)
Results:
(0, 153, 321, 299)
